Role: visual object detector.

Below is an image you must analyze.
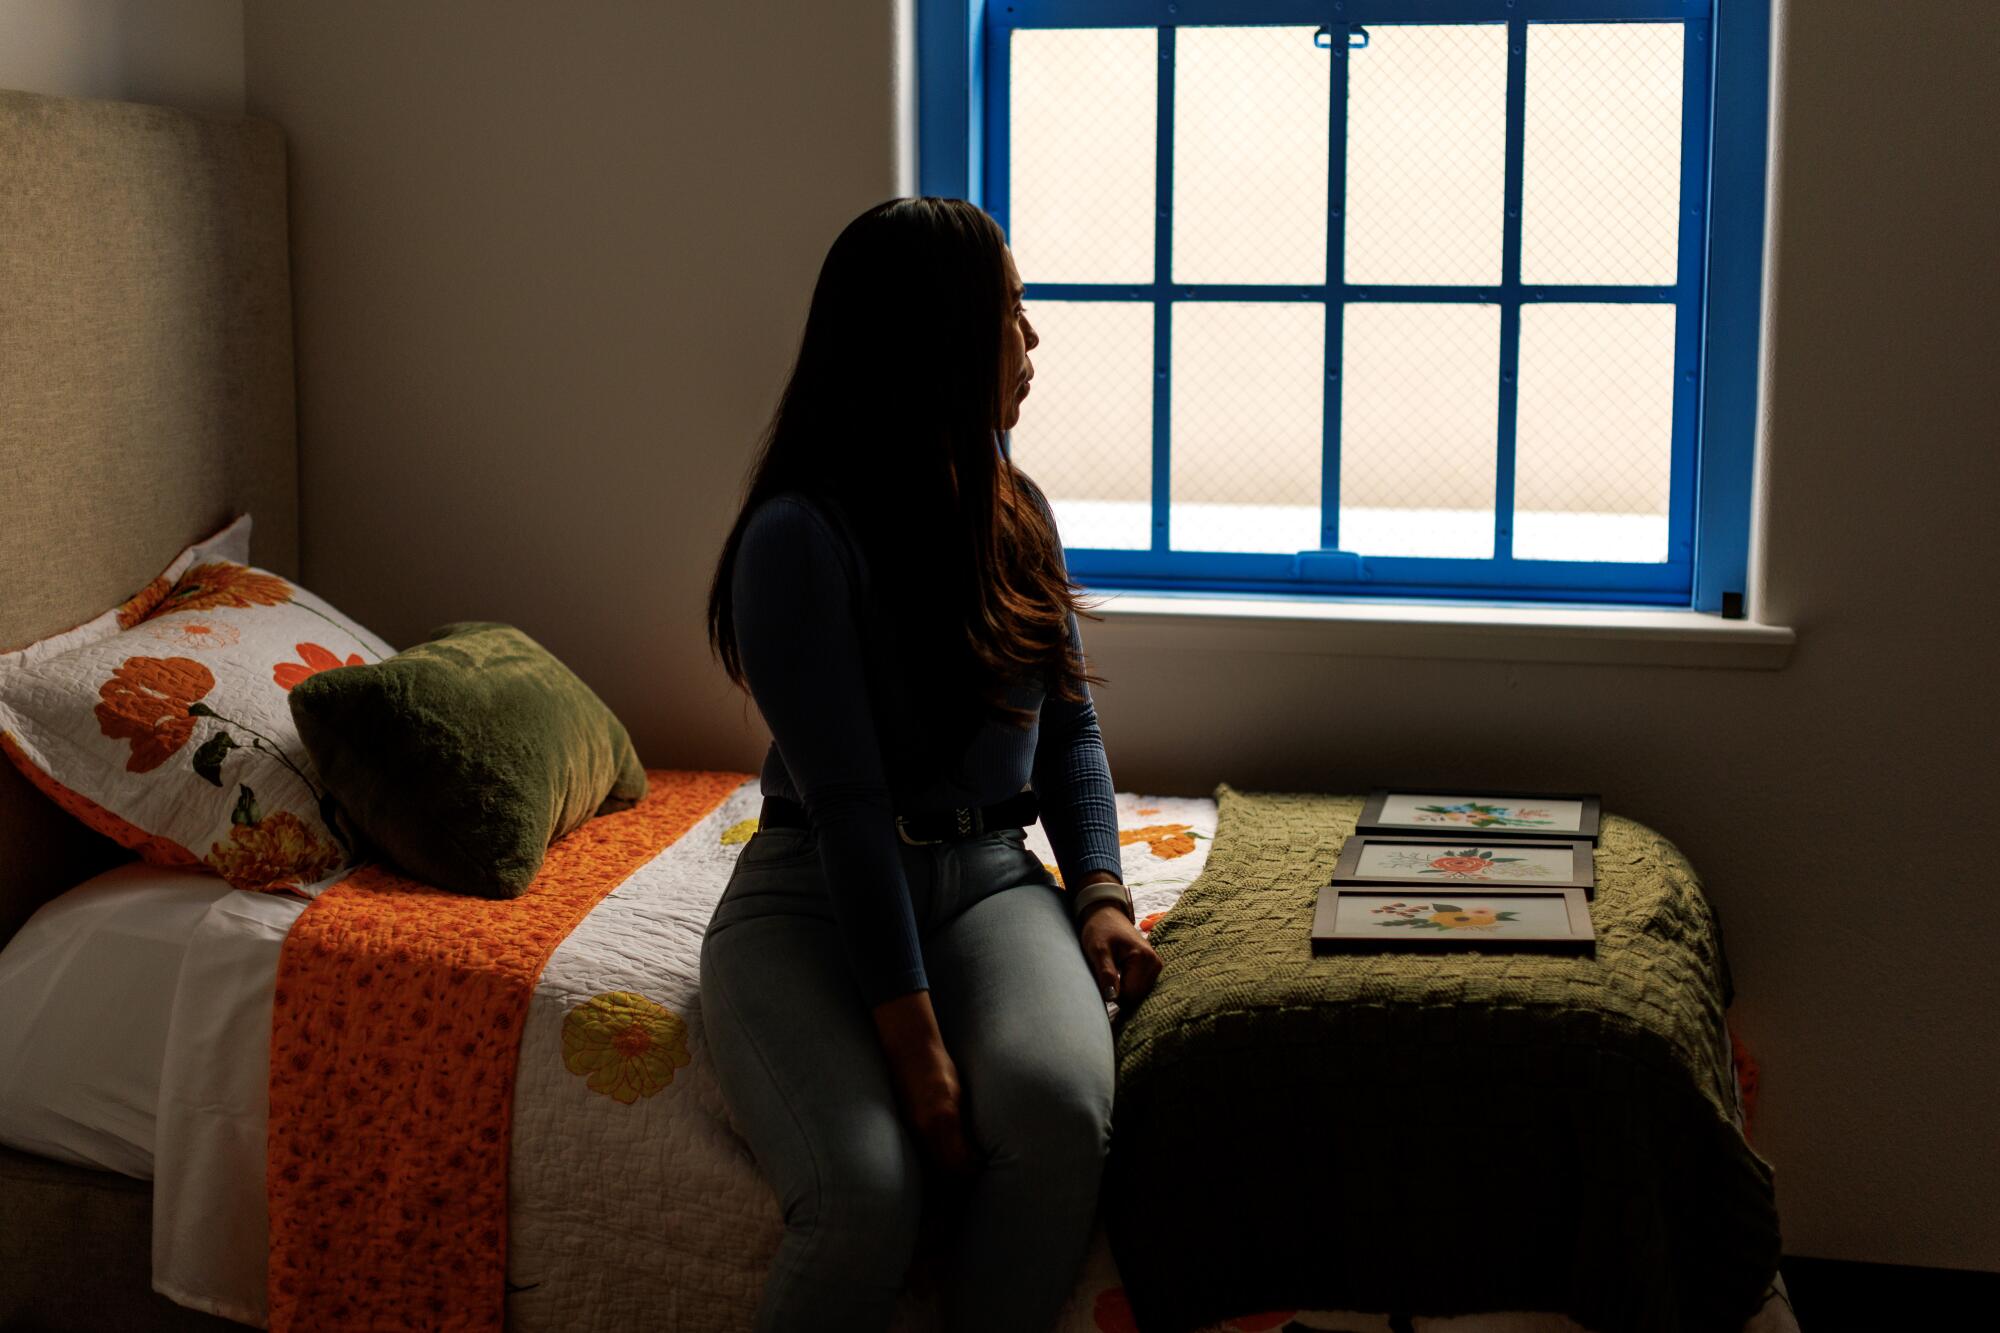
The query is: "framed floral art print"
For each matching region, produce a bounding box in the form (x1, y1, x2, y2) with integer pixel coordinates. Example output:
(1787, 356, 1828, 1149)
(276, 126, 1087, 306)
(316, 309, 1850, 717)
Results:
(1356, 789, 1601, 842)
(1312, 888, 1594, 955)
(1331, 835, 1596, 897)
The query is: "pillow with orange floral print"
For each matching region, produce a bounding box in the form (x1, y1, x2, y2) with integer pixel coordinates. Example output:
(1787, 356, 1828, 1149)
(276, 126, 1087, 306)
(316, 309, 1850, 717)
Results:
(0, 515, 395, 896)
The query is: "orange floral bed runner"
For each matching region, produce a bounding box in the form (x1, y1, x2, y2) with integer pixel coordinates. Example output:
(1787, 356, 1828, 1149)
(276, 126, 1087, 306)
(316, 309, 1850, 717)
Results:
(265, 769, 746, 1333)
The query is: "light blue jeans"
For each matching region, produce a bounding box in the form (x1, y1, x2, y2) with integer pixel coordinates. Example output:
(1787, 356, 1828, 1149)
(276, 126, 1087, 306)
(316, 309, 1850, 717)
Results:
(698, 822, 1115, 1333)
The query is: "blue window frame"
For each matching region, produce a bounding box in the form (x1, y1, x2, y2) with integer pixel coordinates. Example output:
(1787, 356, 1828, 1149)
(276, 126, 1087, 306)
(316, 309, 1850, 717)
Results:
(919, 0, 1771, 613)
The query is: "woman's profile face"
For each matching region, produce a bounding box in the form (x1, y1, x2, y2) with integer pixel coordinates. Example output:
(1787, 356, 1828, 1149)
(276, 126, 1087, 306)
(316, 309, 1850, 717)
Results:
(998, 247, 1038, 432)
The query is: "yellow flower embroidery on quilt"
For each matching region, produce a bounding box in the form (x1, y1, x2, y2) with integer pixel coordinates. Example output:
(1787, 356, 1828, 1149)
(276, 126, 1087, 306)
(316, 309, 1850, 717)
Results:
(562, 991, 691, 1104)
(719, 818, 759, 845)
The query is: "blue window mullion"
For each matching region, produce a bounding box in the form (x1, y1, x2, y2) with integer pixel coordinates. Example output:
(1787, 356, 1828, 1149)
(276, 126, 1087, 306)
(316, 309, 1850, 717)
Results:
(918, 0, 974, 198)
(1003, 2, 1704, 26)
(1693, 0, 1772, 615)
(1493, 16, 1529, 562)
(1066, 547, 1693, 601)
(980, 6, 1008, 222)
(1667, 18, 1714, 573)
(1150, 25, 1175, 554)
(1320, 20, 1351, 550)
(1023, 282, 1673, 303)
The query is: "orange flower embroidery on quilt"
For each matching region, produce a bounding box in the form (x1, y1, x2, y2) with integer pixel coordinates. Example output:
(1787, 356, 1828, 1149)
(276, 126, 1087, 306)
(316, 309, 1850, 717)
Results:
(207, 808, 342, 894)
(93, 656, 216, 773)
(163, 561, 293, 615)
(562, 991, 691, 1103)
(116, 574, 174, 629)
(1118, 823, 1200, 860)
(272, 642, 365, 691)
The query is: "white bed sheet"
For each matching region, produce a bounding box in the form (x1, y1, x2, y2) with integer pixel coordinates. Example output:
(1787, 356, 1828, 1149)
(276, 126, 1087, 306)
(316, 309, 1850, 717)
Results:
(0, 862, 255, 1177)
(0, 858, 304, 1325)
(150, 881, 306, 1324)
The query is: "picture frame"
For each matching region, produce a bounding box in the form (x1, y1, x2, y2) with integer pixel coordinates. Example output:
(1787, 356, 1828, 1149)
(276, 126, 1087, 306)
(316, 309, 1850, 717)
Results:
(1355, 789, 1602, 843)
(1330, 835, 1596, 897)
(1312, 887, 1595, 955)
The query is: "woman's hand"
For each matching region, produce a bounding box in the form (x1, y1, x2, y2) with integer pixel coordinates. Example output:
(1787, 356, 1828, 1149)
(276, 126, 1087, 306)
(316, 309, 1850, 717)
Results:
(870, 990, 975, 1175)
(1075, 877, 1164, 1007)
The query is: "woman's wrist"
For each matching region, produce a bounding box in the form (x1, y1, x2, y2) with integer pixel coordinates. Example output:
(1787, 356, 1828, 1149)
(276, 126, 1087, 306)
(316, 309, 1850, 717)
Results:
(1070, 870, 1132, 923)
(871, 988, 944, 1058)
(1077, 895, 1132, 926)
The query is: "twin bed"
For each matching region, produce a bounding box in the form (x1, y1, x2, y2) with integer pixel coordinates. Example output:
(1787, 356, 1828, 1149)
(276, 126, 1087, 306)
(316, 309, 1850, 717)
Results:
(0, 777, 1222, 1331)
(0, 89, 1792, 1333)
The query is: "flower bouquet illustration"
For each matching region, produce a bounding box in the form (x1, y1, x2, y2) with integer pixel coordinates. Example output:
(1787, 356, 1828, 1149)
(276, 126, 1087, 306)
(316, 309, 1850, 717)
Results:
(1374, 847, 1552, 881)
(1370, 901, 1521, 932)
(1411, 801, 1555, 829)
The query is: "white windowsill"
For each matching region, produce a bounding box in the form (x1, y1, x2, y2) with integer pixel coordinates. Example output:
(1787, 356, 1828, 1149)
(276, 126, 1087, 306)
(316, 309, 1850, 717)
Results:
(1083, 590, 1796, 670)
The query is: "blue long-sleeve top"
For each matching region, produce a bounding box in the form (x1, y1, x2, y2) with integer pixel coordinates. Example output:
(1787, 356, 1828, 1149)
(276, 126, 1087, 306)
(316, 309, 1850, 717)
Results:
(730, 491, 1127, 1005)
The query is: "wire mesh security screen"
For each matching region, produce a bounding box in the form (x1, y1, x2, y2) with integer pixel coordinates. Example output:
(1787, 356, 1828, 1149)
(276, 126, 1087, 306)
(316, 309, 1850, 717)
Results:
(1005, 300, 1156, 549)
(1173, 27, 1329, 285)
(1170, 301, 1324, 552)
(1345, 24, 1508, 286)
(998, 4, 1705, 602)
(1515, 303, 1677, 561)
(1522, 23, 1685, 285)
(1340, 302, 1501, 559)
(1008, 27, 1156, 283)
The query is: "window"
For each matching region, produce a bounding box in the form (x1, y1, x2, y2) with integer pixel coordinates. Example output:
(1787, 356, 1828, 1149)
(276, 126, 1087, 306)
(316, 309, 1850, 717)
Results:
(919, 1, 1772, 613)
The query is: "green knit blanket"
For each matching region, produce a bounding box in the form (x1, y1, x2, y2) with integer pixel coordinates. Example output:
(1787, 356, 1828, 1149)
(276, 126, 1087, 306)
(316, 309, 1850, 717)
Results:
(1107, 787, 1778, 1333)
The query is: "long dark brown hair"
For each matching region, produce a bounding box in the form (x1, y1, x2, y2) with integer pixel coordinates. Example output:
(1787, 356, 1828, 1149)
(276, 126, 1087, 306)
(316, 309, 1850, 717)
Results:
(708, 198, 1104, 780)
(707, 197, 1101, 776)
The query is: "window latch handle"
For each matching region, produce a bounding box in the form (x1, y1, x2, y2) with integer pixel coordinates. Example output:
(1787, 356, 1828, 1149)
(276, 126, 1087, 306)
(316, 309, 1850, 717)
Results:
(1295, 551, 1363, 581)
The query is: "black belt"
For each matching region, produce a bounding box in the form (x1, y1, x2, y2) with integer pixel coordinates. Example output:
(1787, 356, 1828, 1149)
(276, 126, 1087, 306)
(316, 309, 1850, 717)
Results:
(759, 790, 1040, 846)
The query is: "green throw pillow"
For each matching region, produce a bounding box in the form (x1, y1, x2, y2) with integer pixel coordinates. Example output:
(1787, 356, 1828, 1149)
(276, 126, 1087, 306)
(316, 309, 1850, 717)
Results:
(288, 621, 648, 898)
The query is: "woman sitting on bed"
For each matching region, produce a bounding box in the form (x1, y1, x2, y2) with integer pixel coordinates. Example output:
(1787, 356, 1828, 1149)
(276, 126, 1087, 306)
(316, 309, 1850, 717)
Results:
(701, 196, 1163, 1332)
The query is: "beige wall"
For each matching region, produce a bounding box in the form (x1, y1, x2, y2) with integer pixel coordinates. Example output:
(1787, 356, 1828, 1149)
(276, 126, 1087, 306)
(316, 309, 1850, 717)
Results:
(248, 0, 1998, 1271)
(0, 0, 243, 113)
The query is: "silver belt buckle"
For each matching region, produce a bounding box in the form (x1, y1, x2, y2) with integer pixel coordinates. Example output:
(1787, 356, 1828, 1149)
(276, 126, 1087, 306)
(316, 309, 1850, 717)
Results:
(896, 806, 978, 846)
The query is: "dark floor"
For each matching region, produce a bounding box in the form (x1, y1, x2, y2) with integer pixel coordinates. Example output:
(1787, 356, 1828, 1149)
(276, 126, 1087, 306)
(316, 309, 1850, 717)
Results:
(1781, 1256, 2000, 1332)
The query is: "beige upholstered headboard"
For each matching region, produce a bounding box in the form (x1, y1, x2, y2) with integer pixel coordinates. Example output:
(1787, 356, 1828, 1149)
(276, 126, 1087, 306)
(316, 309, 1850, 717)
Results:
(0, 89, 298, 943)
